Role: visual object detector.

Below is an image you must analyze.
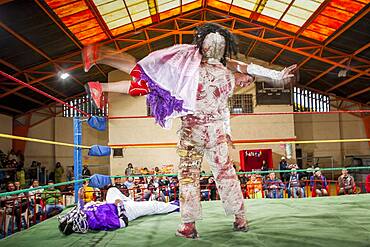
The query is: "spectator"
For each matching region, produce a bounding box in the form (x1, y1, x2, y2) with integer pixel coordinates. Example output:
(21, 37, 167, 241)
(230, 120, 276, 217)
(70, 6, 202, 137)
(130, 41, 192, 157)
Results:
(82, 165, 91, 178)
(338, 168, 355, 195)
(28, 180, 44, 199)
(247, 174, 263, 199)
(14, 181, 22, 191)
(0, 182, 28, 231)
(54, 162, 64, 183)
(7, 149, 17, 162)
(310, 169, 328, 197)
(125, 163, 134, 176)
(28, 180, 44, 218)
(264, 172, 285, 198)
(16, 150, 24, 163)
(42, 180, 64, 217)
(208, 177, 217, 200)
(124, 177, 134, 189)
(154, 167, 161, 175)
(66, 167, 73, 181)
(16, 162, 26, 188)
(78, 181, 95, 204)
(261, 160, 268, 172)
(279, 157, 290, 182)
(113, 177, 129, 196)
(287, 168, 304, 198)
(141, 167, 150, 175)
(238, 171, 248, 185)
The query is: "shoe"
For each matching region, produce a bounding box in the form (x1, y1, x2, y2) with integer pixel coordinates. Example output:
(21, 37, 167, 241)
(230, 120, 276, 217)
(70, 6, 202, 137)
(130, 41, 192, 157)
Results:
(175, 223, 199, 239)
(82, 45, 99, 72)
(85, 81, 103, 109)
(233, 217, 249, 232)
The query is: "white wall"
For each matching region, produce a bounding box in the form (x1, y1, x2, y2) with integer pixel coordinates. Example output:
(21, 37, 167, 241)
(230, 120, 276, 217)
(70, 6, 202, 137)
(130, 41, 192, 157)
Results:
(0, 114, 12, 152)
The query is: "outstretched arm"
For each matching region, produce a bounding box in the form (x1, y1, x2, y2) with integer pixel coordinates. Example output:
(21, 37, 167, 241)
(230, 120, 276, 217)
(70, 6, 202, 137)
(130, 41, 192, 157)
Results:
(227, 58, 297, 86)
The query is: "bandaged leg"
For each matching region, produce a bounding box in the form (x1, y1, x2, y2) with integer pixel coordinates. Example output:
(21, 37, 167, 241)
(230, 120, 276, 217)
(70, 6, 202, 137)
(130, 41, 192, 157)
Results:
(204, 142, 244, 216)
(177, 144, 203, 224)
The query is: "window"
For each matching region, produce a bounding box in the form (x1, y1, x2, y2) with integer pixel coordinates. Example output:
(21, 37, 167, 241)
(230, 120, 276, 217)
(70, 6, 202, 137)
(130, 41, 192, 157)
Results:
(293, 87, 329, 112)
(62, 95, 108, 117)
(228, 94, 253, 114)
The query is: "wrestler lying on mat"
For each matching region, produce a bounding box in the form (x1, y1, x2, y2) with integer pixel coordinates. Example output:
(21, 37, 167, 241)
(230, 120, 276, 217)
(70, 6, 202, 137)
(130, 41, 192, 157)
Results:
(58, 187, 179, 235)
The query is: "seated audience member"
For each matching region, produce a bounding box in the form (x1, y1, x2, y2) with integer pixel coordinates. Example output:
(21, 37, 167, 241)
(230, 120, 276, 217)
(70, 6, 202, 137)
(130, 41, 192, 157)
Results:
(287, 168, 305, 198)
(141, 167, 150, 175)
(207, 177, 218, 200)
(247, 174, 263, 199)
(264, 172, 285, 198)
(42, 180, 65, 217)
(338, 168, 355, 195)
(200, 172, 210, 201)
(78, 181, 96, 204)
(0, 182, 28, 231)
(28, 179, 44, 203)
(82, 165, 91, 178)
(154, 167, 161, 175)
(310, 169, 328, 197)
(113, 177, 129, 196)
(14, 181, 22, 191)
(124, 177, 134, 189)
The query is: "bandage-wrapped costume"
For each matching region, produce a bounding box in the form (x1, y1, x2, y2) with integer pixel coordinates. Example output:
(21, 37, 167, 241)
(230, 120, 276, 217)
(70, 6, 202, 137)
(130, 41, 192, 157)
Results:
(124, 25, 293, 237)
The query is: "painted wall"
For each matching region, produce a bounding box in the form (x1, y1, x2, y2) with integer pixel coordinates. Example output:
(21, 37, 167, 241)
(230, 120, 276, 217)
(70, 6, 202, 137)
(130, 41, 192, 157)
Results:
(294, 112, 369, 169)
(108, 70, 296, 175)
(0, 114, 13, 153)
(23, 116, 109, 181)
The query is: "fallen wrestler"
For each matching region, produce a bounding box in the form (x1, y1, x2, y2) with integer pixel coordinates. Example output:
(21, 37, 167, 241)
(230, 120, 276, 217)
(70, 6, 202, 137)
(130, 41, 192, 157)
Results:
(58, 187, 179, 235)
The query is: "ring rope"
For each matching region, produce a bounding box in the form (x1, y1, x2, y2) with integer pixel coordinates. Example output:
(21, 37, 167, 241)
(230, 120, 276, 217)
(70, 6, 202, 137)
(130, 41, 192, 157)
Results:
(0, 133, 369, 149)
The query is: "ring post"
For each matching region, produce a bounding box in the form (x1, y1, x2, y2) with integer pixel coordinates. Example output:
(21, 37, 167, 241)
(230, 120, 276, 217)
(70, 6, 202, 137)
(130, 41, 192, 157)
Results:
(73, 117, 82, 204)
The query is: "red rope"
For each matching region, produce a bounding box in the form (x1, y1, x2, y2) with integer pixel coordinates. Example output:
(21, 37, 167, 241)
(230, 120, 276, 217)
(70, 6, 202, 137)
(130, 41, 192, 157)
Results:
(0, 70, 90, 117)
(108, 109, 370, 119)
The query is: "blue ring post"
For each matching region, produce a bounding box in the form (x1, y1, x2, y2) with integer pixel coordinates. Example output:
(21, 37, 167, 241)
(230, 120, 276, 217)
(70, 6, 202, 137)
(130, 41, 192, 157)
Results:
(73, 117, 82, 204)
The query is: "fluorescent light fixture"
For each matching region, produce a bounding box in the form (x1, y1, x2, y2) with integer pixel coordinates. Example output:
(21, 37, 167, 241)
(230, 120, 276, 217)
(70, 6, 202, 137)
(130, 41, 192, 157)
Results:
(60, 72, 70, 79)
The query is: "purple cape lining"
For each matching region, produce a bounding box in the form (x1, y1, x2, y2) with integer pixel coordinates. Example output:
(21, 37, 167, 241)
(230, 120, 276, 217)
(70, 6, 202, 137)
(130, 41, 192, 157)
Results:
(138, 65, 187, 127)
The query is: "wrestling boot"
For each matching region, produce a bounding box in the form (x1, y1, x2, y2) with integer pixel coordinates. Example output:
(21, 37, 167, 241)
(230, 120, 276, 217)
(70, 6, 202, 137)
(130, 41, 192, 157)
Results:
(85, 81, 103, 109)
(82, 45, 99, 72)
(175, 222, 199, 239)
(233, 215, 249, 232)
(128, 65, 150, 96)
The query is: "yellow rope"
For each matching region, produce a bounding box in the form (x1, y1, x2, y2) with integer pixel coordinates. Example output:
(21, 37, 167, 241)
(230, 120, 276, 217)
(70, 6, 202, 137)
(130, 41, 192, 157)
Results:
(111, 138, 370, 148)
(0, 133, 91, 149)
(0, 133, 369, 149)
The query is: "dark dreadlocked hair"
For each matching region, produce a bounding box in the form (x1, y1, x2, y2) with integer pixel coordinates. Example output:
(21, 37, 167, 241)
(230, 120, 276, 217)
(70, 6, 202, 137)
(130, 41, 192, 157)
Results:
(193, 22, 238, 66)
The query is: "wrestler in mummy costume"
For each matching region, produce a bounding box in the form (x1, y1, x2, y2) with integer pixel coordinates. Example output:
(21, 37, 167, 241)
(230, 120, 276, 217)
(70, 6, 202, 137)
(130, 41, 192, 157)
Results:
(58, 187, 179, 235)
(83, 23, 296, 239)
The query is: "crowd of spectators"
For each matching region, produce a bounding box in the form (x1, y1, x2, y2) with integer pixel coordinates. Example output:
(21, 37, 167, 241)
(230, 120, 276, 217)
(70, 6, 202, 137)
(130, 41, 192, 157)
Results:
(0, 160, 369, 238)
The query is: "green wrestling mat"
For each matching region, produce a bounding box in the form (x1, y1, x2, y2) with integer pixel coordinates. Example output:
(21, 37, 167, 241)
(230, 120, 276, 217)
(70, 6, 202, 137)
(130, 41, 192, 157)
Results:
(2, 194, 370, 247)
